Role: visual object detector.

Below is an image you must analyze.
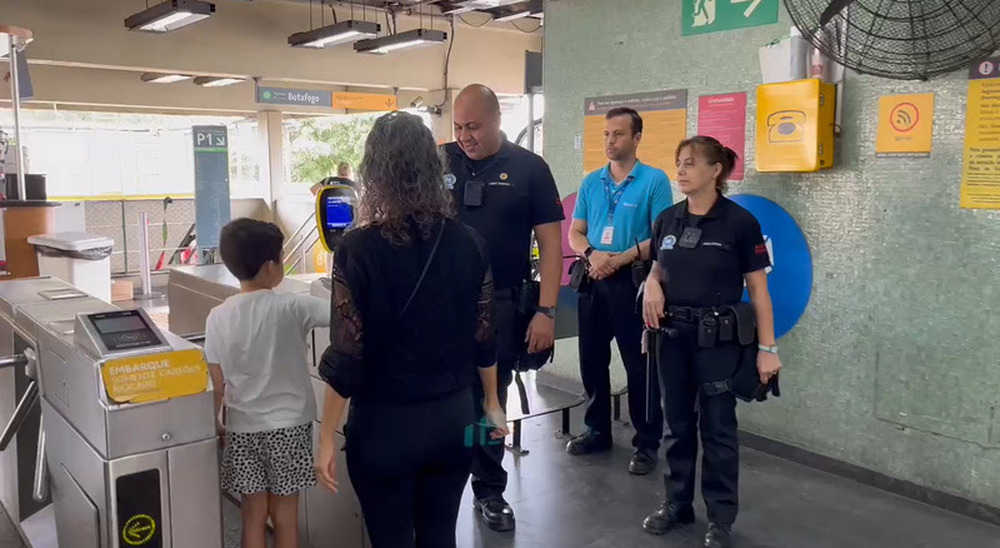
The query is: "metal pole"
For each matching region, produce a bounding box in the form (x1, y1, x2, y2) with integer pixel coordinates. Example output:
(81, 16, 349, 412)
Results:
(8, 35, 27, 201)
(526, 92, 535, 154)
(136, 211, 161, 299)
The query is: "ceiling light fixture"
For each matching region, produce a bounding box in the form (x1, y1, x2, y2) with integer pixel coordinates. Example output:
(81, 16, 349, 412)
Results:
(289, 20, 381, 49)
(193, 76, 245, 88)
(354, 29, 448, 55)
(141, 73, 192, 84)
(493, 10, 533, 22)
(125, 0, 215, 33)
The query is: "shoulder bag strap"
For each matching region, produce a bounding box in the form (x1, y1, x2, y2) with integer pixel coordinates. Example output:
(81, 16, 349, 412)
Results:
(399, 220, 446, 320)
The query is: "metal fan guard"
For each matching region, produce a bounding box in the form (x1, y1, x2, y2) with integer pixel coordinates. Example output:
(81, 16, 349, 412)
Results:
(783, 0, 1000, 80)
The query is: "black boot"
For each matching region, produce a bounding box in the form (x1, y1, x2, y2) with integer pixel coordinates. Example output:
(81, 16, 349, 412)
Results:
(565, 431, 612, 456)
(628, 450, 657, 475)
(642, 503, 695, 535)
(474, 496, 515, 532)
(704, 523, 734, 548)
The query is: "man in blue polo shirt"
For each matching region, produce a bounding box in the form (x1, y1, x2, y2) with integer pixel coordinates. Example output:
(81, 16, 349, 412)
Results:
(566, 107, 673, 475)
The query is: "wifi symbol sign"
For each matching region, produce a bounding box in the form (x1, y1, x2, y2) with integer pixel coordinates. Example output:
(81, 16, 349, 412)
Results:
(890, 103, 920, 132)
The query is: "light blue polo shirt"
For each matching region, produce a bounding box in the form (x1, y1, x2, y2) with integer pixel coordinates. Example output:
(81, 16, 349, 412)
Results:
(572, 161, 673, 253)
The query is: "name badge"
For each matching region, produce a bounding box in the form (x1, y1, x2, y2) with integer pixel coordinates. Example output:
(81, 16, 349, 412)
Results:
(601, 226, 615, 246)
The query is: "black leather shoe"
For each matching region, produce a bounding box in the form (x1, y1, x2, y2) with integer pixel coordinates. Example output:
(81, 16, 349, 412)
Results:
(474, 497, 515, 532)
(704, 523, 734, 548)
(642, 503, 695, 535)
(628, 451, 657, 475)
(565, 431, 612, 456)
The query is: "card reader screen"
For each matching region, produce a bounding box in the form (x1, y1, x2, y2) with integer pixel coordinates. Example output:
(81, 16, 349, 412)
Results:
(89, 310, 162, 352)
(94, 315, 148, 334)
(325, 197, 353, 230)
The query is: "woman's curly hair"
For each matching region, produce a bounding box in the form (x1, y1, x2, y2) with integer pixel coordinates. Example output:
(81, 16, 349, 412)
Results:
(356, 111, 454, 244)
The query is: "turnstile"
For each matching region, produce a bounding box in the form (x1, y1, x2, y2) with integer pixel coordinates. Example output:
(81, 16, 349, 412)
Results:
(0, 277, 223, 548)
(166, 265, 369, 548)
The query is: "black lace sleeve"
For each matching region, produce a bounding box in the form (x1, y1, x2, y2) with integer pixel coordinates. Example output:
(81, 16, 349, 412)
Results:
(318, 256, 364, 398)
(474, 253, 497, 369)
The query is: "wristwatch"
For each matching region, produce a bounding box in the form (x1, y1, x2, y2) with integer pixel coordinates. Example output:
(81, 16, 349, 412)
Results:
(758, 344, 778, 354)
(584, 246, 594, 258)
(536, 306, 557, 319)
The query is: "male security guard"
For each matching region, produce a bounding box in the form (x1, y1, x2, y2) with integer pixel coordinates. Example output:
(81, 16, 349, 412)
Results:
(445, 84, 565, 532)
(566, 107, 672, 475)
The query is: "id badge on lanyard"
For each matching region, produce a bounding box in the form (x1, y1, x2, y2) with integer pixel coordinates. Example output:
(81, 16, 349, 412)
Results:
(603, 179, 629, 248)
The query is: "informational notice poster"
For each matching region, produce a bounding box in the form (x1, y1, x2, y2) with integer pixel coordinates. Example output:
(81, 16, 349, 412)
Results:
(583, 90, 688, 179)
(876, 93, 934, 158)
(961, 58, 1000, 209)
(698, 92, 748, 181)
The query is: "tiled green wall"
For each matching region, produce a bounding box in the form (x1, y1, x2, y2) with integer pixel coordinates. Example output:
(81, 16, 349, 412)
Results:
(543, 0, 1000, 507)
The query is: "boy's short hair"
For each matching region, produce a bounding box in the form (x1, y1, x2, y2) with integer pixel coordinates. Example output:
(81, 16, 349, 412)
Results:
(219, 218, 284, 281)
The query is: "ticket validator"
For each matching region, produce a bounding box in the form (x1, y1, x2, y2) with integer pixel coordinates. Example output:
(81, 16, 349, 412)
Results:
(0, 277, 222, 548)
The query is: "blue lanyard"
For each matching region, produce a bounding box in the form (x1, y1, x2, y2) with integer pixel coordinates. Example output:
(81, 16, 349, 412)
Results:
(604, 177, 631, 224)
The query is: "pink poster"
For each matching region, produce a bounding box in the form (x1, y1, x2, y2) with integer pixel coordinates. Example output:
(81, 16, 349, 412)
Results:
(697, 92, 748, 181)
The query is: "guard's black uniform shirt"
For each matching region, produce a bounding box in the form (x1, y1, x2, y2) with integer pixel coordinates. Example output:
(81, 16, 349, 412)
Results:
(443, 140, 564, 291)
(652, 196, 770, 307)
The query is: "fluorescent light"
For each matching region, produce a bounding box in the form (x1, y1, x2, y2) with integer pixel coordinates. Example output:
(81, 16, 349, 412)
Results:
(441, 5, 476, 15)
(354, 29, 448, 55)
(193, 76, 245, 87)
(141, 73, 191, 84)
(125, 0, 215, 33)
(494, 10, 533, 22)
(289, 20, 381, 49)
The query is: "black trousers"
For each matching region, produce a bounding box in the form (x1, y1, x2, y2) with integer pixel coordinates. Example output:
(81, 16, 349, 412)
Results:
(346, 389, 474, 548)
(658, 320, 741, 525)
(578, 269, 663, 453)
(470, 295, 519, 501)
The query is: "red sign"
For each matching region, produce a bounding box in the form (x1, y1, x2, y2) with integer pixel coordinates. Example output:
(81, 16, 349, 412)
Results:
(697, 92, 748, 182)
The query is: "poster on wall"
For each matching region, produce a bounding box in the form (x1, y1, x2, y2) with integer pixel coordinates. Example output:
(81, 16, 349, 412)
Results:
(876, 93, 934, 158)
(698, 92, 748, 181)
(682, 0, 780, 36)
(583, 90, 688, 179)
(961, 58, 1000, 209)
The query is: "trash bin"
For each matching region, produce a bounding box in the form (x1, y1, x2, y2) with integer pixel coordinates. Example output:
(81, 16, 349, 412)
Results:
(27, 232, 114, 302)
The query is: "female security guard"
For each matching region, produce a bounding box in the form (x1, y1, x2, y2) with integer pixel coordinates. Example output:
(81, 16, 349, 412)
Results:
(640, 136, 781, 548)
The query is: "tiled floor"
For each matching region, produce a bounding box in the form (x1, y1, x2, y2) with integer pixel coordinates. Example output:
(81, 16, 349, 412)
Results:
(2, 392, 998, 547)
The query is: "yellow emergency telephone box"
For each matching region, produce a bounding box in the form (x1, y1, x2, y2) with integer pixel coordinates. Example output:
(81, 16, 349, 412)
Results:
(756, 79, 836, 172)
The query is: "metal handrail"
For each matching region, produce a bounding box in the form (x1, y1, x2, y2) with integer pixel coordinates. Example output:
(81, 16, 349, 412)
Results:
(282, 211, 317, 256)
(283, 224, 319, 267)
(290, 232, 324, 274)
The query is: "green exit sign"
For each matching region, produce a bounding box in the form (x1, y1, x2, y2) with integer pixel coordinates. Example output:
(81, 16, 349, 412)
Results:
(682, 0, 780, 36)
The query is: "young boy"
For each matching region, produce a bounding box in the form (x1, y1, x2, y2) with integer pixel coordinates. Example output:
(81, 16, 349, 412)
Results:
(204, 218, 330, 548)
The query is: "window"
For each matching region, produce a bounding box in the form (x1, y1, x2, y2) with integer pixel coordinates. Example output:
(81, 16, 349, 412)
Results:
(282, 111, 433, 191)
(0, 109, 261, 199)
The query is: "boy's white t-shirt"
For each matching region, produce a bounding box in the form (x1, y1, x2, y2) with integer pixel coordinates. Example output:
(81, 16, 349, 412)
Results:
(203, 290, 330, 433)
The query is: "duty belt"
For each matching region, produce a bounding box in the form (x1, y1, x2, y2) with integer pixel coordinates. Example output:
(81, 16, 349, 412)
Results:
(666, 305, 734, 323)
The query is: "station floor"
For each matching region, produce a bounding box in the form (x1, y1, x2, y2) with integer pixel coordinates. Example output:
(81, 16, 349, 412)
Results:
(3, 410, 997, 548)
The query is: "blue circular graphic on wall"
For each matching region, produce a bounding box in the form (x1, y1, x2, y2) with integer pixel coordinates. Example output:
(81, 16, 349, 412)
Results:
(730, 194, 813, 339)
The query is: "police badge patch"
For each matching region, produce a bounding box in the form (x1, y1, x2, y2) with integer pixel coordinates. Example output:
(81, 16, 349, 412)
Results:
(660, 234, 677, 251)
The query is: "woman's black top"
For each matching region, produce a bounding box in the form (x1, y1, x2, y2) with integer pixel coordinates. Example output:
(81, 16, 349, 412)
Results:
(651, 196, 771, 307)
(319, 218, 496, 406)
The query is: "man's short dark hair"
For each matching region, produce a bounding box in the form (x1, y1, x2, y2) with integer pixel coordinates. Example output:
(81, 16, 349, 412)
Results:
(219, 218, 284, 281)
(606, 107, 643, 136)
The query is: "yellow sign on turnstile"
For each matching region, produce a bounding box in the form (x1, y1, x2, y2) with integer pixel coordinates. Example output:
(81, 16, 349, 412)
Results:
(101, 349, 208, 404)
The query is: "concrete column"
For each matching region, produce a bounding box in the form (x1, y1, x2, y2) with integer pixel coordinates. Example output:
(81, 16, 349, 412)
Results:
(256, 110, 284, 210)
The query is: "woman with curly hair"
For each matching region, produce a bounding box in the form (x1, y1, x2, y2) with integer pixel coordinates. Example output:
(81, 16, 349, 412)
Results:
(315, 111, 509, 548)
